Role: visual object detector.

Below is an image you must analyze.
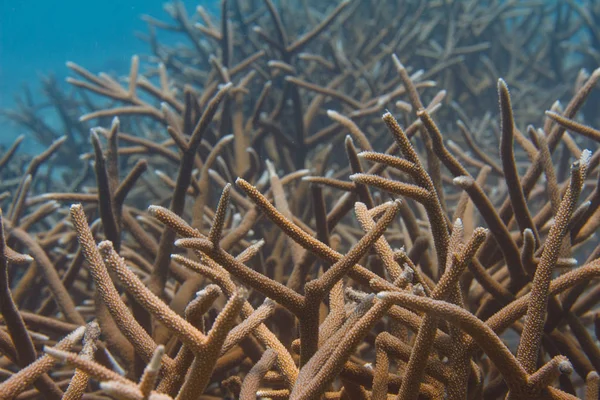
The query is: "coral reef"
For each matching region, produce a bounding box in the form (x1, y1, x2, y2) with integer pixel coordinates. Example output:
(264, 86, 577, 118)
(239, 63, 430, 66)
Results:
(1, 0, 600, 399)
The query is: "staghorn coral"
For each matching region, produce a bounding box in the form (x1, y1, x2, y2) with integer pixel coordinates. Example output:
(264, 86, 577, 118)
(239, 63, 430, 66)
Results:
(1, 0, 600, 399)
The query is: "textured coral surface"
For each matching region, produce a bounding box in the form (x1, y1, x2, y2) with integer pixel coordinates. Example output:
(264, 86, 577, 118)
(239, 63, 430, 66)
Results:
(1, 1, 600, 399)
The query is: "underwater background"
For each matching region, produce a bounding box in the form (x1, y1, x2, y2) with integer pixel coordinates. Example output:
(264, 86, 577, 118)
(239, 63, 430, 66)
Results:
(2, 0, 598, 152)
(1, 1, 218, 149)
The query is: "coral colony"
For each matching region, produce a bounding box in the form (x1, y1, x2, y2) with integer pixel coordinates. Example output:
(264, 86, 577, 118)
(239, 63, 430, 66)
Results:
(2, 0, 600, 399)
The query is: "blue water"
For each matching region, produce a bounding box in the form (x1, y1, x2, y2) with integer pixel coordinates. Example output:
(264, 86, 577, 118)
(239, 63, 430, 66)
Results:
(0, 1, 219, 145)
